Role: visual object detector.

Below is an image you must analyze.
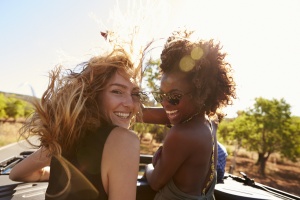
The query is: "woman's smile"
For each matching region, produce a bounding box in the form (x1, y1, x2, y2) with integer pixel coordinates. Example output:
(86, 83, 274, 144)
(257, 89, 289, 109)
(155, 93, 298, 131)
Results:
(165, 110, 179, 121)
(114, 112, 131, 119)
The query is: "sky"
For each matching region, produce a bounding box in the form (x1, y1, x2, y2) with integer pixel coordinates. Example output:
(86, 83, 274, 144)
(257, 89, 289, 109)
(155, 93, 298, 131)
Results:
(1, 0, 300, 118)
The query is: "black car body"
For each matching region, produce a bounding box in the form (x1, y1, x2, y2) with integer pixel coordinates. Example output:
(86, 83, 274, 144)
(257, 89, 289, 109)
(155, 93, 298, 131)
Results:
(1, 152, 299, 200)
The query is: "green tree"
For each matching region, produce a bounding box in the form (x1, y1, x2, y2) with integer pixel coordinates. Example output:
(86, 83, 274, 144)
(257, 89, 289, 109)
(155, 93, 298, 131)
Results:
(281, 116, 300, 161)
(0, 93, 8, 118)
(222, 97, 299, 175)
(142, 58, 161, 93)
(5, 97, 27, 119)
(217, 118, 236, 142)
(24, 101, 34, 117)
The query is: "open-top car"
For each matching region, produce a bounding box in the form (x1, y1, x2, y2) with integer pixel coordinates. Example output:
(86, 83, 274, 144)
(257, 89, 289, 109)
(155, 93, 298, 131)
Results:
(1, 151, 300, 200)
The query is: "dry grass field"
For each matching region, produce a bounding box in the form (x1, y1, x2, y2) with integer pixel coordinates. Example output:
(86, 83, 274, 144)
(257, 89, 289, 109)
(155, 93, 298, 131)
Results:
(1, 123, 299, 197)
(0, 122, 23, 147)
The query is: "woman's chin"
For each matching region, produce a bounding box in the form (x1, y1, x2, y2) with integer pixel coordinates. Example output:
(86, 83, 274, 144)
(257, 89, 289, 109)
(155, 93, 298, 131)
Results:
(112, 119, 131, 128)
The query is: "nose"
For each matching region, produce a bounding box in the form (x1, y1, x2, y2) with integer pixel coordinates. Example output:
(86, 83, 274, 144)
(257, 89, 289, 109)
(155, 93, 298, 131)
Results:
(122, 94, 135, 108)
(160, 97, 169, 107)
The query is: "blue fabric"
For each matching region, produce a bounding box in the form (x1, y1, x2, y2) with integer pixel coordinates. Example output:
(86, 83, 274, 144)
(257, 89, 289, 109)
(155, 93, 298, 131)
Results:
(217, 142, 227, 183)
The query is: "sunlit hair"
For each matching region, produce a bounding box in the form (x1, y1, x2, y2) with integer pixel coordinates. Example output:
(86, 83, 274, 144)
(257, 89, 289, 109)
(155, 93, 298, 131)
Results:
(160, 29, 236, 121)
(20, 48, 141, 156)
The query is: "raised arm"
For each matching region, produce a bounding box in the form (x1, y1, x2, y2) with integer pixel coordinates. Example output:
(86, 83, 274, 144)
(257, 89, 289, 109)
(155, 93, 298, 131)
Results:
(141, 107, 170, 125)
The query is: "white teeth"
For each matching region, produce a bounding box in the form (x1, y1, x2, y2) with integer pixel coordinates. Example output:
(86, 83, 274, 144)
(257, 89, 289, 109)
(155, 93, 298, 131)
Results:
(166, 110, 178, 114)
(115, 112, 130, 119)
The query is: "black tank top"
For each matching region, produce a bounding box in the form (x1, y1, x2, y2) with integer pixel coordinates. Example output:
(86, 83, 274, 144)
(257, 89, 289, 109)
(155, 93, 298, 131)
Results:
(46, 125, 116, 200)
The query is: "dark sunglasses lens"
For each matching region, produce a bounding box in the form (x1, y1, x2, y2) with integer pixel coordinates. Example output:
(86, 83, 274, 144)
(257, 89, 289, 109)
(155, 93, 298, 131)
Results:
(167, 93, 182, 105)
(167, 94, 181, 105)
(168, 98, 180, 105)
(152, 92, 182, 105)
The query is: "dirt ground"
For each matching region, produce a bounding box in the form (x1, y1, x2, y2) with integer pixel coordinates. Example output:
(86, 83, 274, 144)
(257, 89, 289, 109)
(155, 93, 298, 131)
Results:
(140, 142, 300, 197)
(226, 155, 300, 197)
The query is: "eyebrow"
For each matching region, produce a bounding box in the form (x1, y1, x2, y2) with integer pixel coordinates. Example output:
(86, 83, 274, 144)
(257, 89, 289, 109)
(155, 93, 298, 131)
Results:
(109, 83, 140, 91)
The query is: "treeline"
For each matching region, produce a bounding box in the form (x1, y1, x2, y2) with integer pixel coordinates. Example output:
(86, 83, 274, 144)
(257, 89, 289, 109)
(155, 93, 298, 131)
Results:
(0, 93, 34, 121)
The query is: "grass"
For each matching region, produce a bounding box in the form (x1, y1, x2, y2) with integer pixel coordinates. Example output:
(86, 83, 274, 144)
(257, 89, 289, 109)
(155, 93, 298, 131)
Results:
(0, 122, 23, 147)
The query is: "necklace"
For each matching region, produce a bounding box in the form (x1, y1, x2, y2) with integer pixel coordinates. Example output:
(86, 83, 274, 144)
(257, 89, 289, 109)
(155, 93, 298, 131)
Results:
(181, 112, 201, 124)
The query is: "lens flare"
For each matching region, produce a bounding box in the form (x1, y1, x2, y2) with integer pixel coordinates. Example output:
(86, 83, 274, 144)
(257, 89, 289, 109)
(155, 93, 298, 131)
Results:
(179, 55, 195, 72)
(191, 47, 204, 60)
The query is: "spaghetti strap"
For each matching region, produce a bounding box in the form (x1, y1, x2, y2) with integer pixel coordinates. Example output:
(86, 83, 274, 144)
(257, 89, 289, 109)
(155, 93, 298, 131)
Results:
(201, 117, 215, 195)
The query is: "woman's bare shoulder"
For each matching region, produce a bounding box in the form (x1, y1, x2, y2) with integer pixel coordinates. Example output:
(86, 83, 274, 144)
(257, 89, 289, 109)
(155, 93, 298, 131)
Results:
(165, 123, 212, 149)
(107, 127, 140, 147)
(111, 126, 139, 138)
(103, 127, 140, 167)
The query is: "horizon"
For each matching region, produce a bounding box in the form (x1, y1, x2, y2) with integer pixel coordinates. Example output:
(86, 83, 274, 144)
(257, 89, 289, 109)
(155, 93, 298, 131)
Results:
(1, 0, 300, 118)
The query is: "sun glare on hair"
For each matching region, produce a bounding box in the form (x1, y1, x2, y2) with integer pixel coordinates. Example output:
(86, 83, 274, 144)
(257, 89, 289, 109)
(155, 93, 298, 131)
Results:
(179, 55, 195, 72)
(191, 47, 203, 60)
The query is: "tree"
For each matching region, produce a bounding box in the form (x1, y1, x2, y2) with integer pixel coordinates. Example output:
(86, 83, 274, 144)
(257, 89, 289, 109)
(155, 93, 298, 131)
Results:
(224, 97, 299, 175)
(217, 118, 235, 143)
(142, 58, 161, 93)
(281, 116, 300, 161)
(5, 97, 28, 119)
(0, 93, 8, 118)
(141, 58, 161, 107)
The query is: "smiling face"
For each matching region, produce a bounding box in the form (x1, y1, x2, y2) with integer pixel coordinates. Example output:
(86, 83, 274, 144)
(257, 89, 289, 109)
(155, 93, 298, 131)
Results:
(98, 72, 140, 128)
(160, 71, 197, 124)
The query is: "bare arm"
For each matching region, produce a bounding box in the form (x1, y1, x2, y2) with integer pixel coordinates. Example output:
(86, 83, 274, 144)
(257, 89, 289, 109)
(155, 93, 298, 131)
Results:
(102, 127, 140, 200)
(145, 128, 190, 191)
(141, 107, 170, 124)
(9, 147, 51, 182)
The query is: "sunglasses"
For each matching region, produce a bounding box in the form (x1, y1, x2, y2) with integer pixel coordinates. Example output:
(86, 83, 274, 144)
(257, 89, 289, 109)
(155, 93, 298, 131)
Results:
(152, 91, 192, 105)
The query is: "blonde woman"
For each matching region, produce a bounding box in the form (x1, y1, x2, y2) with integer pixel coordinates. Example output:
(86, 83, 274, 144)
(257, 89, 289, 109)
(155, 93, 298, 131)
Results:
(9, 48, 146, 200)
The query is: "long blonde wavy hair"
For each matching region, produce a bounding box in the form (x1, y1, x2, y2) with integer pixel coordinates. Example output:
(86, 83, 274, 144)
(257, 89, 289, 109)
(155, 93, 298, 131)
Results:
(20, 48, 140, 156)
